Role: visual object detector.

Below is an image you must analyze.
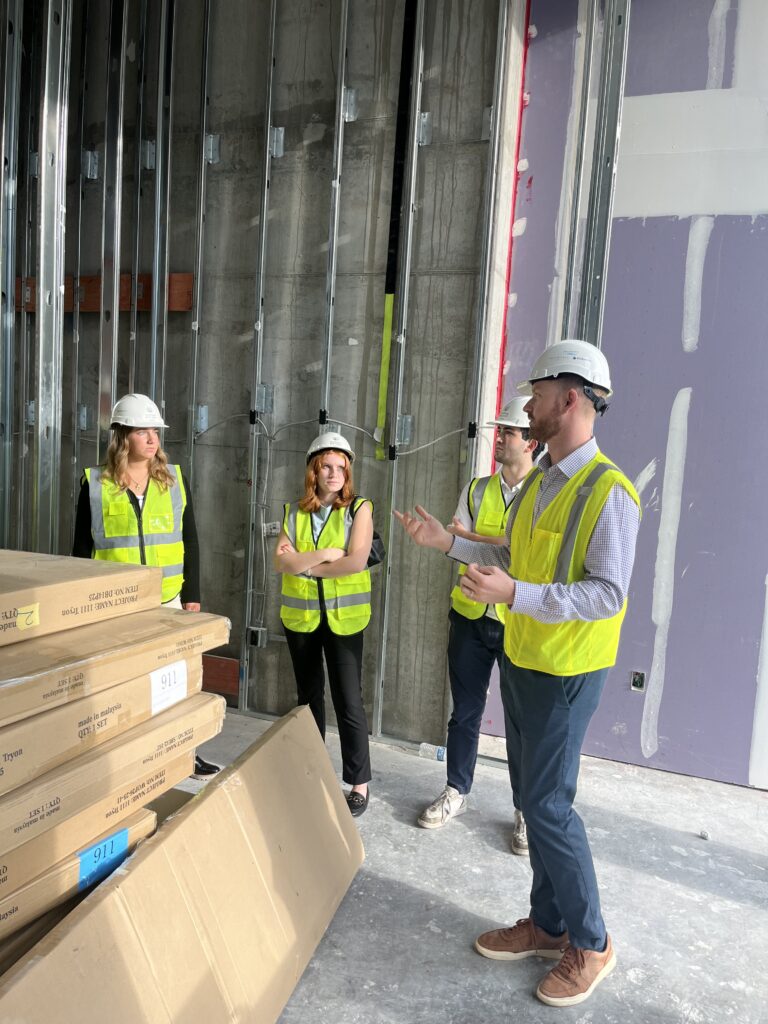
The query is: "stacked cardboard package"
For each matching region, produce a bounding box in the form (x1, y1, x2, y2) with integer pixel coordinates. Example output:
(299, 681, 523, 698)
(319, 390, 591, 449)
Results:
(0, 550, 229, 951)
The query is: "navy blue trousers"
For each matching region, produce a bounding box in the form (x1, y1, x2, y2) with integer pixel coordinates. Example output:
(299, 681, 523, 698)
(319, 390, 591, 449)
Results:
(446, 609, 512, 798)
(500, 657, 608, 951)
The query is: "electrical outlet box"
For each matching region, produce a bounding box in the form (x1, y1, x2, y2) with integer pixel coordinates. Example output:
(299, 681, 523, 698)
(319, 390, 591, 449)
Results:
(248, 627, 268, 648)
(630, 670, 646, 692)
(263, 521, 281, 537)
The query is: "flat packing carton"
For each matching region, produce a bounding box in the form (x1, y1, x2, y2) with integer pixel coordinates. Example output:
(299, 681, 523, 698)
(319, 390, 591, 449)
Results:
(0, 693, 225, 854)
(0, 550, 161, 648)
(0, 752, 194, 897)
(0, 807, 156, 943)
(0, 706, 365, 1024)
(0, 787, 195, 978)
(0, 656, 203, 796)
(0, 606, 230, 728)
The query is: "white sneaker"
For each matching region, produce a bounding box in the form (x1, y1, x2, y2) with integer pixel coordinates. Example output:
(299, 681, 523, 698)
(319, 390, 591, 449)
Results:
(511, 809, 528, 855)
(417, 785, 467, 829)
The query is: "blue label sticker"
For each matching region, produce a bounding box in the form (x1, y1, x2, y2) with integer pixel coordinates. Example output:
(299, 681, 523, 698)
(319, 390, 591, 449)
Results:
(77, 827, 130, 891)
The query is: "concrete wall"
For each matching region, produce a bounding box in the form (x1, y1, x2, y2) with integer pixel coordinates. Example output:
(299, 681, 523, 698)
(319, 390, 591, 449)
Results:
(153, 0, 506, 743)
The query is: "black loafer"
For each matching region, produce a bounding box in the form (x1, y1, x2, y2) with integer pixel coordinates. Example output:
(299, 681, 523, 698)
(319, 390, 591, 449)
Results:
(191, 754, 222, 779)
(346, 789, 369, 817)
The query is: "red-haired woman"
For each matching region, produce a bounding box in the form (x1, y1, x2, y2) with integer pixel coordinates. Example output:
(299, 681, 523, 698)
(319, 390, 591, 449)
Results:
(275, 431, 374, 816)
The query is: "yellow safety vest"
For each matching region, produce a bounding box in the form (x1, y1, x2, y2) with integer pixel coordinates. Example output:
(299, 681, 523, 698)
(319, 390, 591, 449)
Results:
(280, 498, 372, 636)
(504, 452, 640, 675)
(85, 465, 187, 604)
(450, 473, 514, 622)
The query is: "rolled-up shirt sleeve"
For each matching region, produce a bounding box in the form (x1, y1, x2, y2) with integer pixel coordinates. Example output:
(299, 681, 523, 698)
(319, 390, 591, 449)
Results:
(449, 534, 510, 570)
(511, 485, 640, 622)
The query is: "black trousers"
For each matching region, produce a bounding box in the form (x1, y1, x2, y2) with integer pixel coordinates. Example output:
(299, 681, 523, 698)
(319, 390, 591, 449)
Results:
(285, 618, 372, 786)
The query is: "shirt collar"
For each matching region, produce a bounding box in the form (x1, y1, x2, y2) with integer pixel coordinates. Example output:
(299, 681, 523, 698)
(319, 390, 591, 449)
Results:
(537, 437, 598, 479)
(496, 468, 521, 498)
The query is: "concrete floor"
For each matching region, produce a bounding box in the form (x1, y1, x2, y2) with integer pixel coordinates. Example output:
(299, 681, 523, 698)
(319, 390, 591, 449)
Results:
(195, 712, 768, 1024)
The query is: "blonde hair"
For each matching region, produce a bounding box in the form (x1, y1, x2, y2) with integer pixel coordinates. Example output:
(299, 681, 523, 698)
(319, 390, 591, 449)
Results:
(102, 426, 175, 492)
(298, 450, 354, 513)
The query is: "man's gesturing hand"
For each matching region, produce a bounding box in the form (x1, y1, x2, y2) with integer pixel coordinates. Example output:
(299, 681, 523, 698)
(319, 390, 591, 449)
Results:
(393, 505, 453, 553)
(460, 563, 515, 605)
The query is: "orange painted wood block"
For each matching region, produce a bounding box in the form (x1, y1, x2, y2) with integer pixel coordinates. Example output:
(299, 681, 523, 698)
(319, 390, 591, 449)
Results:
(14, 273, 193, 313)
(202, 653, 239, 697)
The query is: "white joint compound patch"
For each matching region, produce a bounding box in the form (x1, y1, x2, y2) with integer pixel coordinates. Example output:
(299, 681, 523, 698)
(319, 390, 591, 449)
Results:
(749, 573, 768, 787)
(633, 458, 658, 498)
(682, 215, 714, 353)
(641, 388, 692, 759)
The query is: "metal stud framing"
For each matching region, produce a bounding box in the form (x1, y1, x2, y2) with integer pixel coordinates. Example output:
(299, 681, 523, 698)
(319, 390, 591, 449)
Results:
(96, 0, 128, 460)
(466, 0, 510, 474)
(128, 0, 148, 393)
(320, 0, 350, 421)
(373, 0, 427, 738)
(240, 0, 278, 709)
(149, 0, 175, 411)
(68, 0, 90, 544)
(186, 0, 212, 485)
(31, 0, 72, 553)
(15, 3, 41, 551)
(560, 0, 599, 340)
(0, 0, 24, 548)
(576, 0, 631, 346)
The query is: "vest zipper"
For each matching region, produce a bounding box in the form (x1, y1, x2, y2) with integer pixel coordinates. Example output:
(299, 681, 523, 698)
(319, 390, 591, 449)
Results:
(129, 491, 147, 565)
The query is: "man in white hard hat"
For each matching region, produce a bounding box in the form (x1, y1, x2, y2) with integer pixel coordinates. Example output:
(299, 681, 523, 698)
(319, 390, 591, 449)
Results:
(395, 340, 641, 1007)
(417, 398, 540, 856)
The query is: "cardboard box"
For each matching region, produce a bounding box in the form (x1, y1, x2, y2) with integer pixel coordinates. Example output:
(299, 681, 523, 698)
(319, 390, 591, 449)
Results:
(0, 753, 193, 898)
(0, 606, 230, 728)
(0, 657, 203, 797)
(0, 896, 84, 979)
(0, 551, 162, 647)
(0, 706, 364, 1023)
(0, 693, 225, 854)
(0, 807, 156, 943)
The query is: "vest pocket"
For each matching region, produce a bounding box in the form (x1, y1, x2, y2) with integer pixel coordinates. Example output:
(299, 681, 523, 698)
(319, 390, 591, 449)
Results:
(526, 528, 562, 584)
(105, 502, 135, 537)
(145, 512, 174, 533)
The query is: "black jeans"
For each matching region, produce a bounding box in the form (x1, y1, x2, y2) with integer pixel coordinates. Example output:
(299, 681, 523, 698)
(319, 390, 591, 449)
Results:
(285, 618, 372, 786)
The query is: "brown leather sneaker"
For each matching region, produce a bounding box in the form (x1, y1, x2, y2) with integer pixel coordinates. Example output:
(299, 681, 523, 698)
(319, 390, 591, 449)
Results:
(536, 936, 616, 1006)
(475, 918, 568, 961)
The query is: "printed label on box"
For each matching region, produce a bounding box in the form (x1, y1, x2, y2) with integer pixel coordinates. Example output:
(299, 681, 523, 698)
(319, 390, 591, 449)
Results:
(150, 659, 188, 715)
(77, 827, 129, 890)
(16, 603, 40, 631)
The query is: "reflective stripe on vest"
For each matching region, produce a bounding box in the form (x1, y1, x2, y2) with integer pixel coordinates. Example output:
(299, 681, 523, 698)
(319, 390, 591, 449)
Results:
(504, 452, 640, 675)
(86, 465, 187, 602)
(450, 473, 513, 621)
(280, 498, 372, 635)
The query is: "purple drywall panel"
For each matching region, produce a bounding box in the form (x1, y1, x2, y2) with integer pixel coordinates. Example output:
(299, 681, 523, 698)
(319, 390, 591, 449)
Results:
(487, 0, 767, 787)
(500, 0, 580, 400)
(624, 0, 738, 96)
(590, 214, 768, 786)
(482, 0, 580, 736)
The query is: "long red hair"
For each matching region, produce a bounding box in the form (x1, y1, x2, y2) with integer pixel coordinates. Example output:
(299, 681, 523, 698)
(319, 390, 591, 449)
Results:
(299, 450, 354, 513)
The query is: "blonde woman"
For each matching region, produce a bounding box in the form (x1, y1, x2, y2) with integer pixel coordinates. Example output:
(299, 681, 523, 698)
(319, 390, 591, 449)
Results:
(73, 393, 217, 778)
(275, 431, 373, 816)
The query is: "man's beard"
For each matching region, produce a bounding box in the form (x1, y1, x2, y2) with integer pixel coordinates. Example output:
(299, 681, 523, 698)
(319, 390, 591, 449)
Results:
(528, 410, 562, 444)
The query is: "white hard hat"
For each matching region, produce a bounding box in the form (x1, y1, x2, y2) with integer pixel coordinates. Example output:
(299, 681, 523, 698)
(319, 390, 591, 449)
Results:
(517, 339, 612, 397)
(487, 397, 530, 429)
(306, 431, 355, 464)
(110, 393, 167, 429)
